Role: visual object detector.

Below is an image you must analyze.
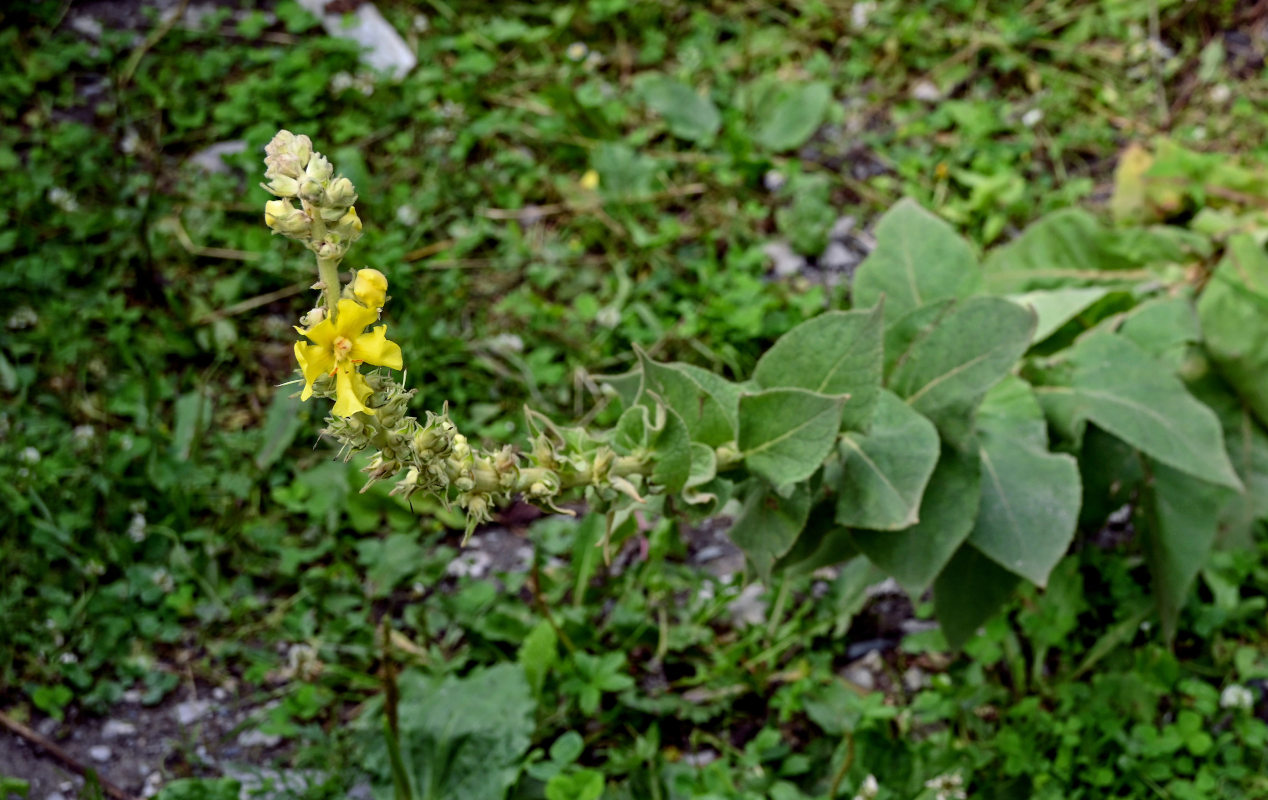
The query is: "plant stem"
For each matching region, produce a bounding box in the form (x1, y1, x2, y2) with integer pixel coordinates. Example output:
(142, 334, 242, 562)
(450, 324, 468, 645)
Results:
(317, 255, 341, 319)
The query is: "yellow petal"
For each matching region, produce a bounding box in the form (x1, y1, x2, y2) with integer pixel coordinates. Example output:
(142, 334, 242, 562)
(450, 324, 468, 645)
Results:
(333, 299, 379, 338)
(352, 268, 387, 308)
(296, 315, 337, 348)
(294, 342, 335, 401)
(331, 366, 374, 417)
(350, 325, 403, 370)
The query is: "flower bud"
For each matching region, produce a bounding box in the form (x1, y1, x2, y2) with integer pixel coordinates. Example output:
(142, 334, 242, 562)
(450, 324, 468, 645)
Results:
(299, 177, 325, 204)
(299, 306, 326, 327)
(351, 267, 387, 308)
(305, 153, 332, 182)
(264, 199, 311, 236)
(266, 153, 303, 179)
(264, 174, 300, 197)
(324, 177, 357, 209)
(335, 207, 364, 241)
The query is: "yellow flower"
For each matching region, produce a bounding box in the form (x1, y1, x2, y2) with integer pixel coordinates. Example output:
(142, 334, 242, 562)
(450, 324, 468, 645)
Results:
(579, 169, 600, 190)
(294, 299, 403, 417)
(350, 268, 388, 308)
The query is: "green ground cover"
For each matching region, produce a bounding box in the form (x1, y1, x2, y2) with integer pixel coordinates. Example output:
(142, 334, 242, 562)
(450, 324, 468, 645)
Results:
(3, 1, 1268, 797)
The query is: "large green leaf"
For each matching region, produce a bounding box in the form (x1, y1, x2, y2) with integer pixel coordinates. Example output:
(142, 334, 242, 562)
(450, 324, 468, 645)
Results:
(982, 208, 1204, 292)
(636, 347, 740, 447)
(739, 388, 847, 490)
(850, 444, 980, 595)
(637, 74, 721, 143)
(752, 82, 831, 152)
(752, 303, 884, 430)
(969, 426, 1082, 587)
(1034, 333, 1242, 489)
(1197, 234, 1268, 428)
(852, 199, 981, 321)
(887, 297, 1036, 446)
(1008, 286, 1109, 345)
(650, 405, 692, 493)
(729, 481, 812, 579)
(391, 664, 536, 800)
(933, 543, 1021, 650)
(1193, 379, 1268, 549)
(833, 390, 939, 530)
(1140, 461, 1233, 643)
(1119, 294, 1200, 371)
(773, 502, 859, 577)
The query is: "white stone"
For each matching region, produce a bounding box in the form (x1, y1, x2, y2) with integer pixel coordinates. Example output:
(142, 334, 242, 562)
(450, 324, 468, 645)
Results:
(101, 720, 137, 739)
(88, 745, 112, 762)
(188, 140, 247, 174)
(173, 699, 210, 726)
(727, 583, 768, 627)
(819, 241, 857, 272)
(237, 729, 283, 748)
(911, 80, 941, 102)
(295, 0, 416, 79)
(763, 241, 807, 278)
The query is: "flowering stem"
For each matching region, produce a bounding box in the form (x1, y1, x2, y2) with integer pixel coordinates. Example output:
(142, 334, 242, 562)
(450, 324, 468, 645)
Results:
(317, 256, 341, 319)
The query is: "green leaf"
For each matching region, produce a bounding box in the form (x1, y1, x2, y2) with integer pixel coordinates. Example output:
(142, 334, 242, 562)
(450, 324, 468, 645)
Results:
(851, 444, 980, 595)
(0, 776, 28, 798)
(255, 390, 304, 470)
(599, 367, 643, 409)
(969, 421, 1082, 587)
(773, 502, 859, 576)
(1119, 294, 1200, 371)
(933, 543, 1020, 650)
(888, 296, 1036, 446)
(1034, 333, 1242, 489)
(753, 82, 832, 152)
(518, 621, 559, 698)
(738, 388, 847, 489)
(752, 303, 884, 430)
(170, 390, 214, 461)
(546, 770, 605, 800)
(852, 199, 981, 321)
(637, 347, 740, 447)
(637, 74, 721, 143)
(1140, 461, 1234, 643)
(1008, 286, 1109, 344)
(833, 390, 939, 530)
(1194, 381, 1268, 549)
(650, 405, 692, 493)
(982, 208, 1202, 292)
(1197, 234, 1268, 428)
(729, 481, 812, 580)
(395, 664, 536, 800)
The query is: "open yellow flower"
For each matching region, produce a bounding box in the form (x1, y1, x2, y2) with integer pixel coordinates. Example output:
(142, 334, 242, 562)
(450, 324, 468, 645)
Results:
(294, 299, 403, 417)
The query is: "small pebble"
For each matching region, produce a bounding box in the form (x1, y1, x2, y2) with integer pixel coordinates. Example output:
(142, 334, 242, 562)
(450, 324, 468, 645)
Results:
(763, 241, 807, 278)
(174, 699, 210, 726)
(101, 720, 137, 739)
(819, 241, 858, 272)
(89, 745, 112, 762)
(911, 80, 942, 102)
(829, 215, 857, 241)
(238, 729, 283, 748)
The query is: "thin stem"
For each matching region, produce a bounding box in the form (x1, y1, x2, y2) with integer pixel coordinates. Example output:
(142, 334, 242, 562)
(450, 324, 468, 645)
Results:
(317, 256, 341, 319)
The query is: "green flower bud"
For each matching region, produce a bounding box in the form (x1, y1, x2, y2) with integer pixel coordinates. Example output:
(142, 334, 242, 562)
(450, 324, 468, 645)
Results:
(299, 177, 325, 204)
(325, 177, 357, 209)
(264, 175, 300, 198)
(266, 153, 303, 179)
(305, 153, 332, 182)
(264, 199, 311, 235)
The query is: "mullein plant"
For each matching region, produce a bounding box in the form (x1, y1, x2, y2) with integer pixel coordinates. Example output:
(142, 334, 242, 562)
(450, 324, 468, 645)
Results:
(260, 131, 1242, 650)
(264, 131, 671, 541)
